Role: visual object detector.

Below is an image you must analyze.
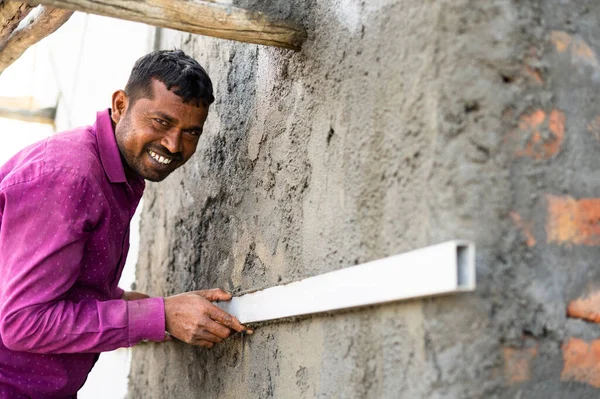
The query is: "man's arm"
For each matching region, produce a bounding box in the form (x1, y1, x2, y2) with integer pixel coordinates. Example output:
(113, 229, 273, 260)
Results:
(0, 170, 250, 353)
(121, 289, 252, 347)
(0, 171, 165, 353)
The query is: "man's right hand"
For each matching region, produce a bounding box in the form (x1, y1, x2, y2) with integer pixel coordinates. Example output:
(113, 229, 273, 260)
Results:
(164, 288, 252, 348)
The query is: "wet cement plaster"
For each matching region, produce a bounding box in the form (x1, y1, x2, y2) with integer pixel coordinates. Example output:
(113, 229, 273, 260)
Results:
(129, 1, 600, 398)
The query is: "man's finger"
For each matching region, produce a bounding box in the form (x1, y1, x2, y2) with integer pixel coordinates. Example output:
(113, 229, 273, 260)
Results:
(204, 319, 233, 339)
(194, 330, 224, 344)
(208, 306, 247, 333)
(197, 288, 232, 302)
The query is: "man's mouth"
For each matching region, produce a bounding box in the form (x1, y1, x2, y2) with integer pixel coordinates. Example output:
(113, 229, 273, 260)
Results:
(148, 150, 173, 165)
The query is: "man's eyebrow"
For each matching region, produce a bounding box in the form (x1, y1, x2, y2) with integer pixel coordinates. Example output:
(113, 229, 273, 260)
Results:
(182, 125, 204, 132)
(151, 112, 176, 123)
(150, 111, 203, 131)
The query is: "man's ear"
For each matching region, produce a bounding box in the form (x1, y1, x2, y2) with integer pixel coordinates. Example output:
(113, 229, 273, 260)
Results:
(111, 90, 129, 124)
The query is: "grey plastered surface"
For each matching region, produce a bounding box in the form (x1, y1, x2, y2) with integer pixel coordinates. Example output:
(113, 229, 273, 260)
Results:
(129, 1, 600, 398)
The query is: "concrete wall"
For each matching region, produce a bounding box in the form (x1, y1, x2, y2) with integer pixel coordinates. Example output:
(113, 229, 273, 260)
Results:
(129, 1, 600, 398)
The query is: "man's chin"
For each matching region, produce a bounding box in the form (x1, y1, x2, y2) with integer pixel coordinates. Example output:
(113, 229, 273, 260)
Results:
(142, 172, 171, 182)
(134, 165, 173, 182)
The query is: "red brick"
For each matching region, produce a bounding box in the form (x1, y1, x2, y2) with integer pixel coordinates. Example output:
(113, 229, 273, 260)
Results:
(546, 195, 600, 246)
(551, 31, 572, 53)
(551, 30, 600, 69)
(503, 345, 538, 384)
(561, 338, 600, 387)
(506, 109, 565, 159)
(567, 292, 600, 323)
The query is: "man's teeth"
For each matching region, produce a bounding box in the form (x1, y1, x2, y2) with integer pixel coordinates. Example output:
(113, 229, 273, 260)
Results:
(149, 150, 172, 165)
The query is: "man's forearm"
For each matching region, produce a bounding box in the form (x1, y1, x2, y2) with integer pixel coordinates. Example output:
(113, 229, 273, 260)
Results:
(0, 297, 165, 354)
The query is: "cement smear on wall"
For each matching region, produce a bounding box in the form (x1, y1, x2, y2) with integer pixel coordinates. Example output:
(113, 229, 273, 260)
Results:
(129, 1, 600, 398)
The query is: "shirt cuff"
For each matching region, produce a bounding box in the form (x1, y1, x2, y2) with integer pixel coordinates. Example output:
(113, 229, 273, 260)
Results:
(127, 297, 165, 346)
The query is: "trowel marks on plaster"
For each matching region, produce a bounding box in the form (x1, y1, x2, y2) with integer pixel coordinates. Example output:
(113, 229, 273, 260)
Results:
(217, 240, 475, 324)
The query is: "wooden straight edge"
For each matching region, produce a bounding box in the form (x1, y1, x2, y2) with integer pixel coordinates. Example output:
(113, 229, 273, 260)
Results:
(0, 106, 56, 124)
(27, 0, 307, 50)
(217, 240, 476, 324)
(0, 2, 35, 44)
(0, 6, 73, 75)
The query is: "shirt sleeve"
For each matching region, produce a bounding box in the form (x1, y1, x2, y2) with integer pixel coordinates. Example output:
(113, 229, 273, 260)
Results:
(0, 170, 165, 354)
(114, 286, 126, 299)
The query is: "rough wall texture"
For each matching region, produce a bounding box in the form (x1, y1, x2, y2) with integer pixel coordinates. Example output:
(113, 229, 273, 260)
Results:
(129, 1, 600, 398)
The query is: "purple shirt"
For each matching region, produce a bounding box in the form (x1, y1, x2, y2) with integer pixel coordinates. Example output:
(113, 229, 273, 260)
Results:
(0, 109, 165, 398)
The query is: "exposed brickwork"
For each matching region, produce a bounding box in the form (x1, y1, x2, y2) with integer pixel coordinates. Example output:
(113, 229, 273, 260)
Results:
(551, 30, 572, 53)
(567, 292, 600, 323)
(561, 338, 600, 388)
(551, 31, 600, 70)
(546, 195, 600, 246)
(503, 345, 538, 385)
(506, 109, 565, 159)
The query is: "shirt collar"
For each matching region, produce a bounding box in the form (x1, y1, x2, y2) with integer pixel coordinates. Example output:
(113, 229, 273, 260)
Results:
(94, 109, 144, 192)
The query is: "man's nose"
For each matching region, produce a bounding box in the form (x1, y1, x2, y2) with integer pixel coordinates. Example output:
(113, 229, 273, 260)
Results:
(160, 129, 183, 154)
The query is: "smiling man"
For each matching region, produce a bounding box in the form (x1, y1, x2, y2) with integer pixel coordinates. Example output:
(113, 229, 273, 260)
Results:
(0, 49, 250, 398)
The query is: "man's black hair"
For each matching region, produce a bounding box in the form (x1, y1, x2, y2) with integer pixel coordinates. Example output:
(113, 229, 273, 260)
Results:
(124, 49, 214, 108)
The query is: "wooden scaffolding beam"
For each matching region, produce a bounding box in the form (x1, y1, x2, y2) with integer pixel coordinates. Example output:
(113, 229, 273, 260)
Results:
(0, 2, 35, 44)
(26, 0, 307, 50)
(0, 5, 73, 75)
(0, 95, 55, 124)
(0, 0, 305, 116)
(0, 105, 55, 124)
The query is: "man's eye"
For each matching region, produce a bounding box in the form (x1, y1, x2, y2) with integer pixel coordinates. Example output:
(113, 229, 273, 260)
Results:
(187, 130, 202, 137)
(154, 118, 168, 126)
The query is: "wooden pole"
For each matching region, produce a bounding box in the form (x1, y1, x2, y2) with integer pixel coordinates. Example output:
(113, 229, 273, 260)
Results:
(26, 0, 306, 50)
(0, 106, 55, 124)
(0, 2, 35, 44)
(0, 6, 73, 75)
(0, 96, 40, 108)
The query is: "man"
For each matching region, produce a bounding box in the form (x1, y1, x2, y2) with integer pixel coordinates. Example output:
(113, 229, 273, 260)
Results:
(0, 49, 251, 398)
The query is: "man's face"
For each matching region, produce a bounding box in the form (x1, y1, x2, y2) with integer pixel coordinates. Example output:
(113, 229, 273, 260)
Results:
(112, 79, 209, 182)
